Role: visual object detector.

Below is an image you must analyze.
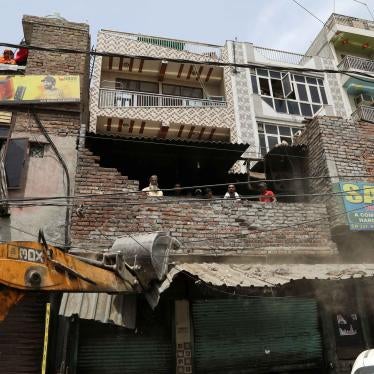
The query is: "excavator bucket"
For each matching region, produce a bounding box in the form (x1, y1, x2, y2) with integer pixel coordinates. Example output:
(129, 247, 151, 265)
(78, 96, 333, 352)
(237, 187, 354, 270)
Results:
(0, 287, 24, 321)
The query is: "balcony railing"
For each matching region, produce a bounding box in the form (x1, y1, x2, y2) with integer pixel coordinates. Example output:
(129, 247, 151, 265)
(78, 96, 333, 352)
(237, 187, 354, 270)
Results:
(254, 46, 312, 65)
(352, 105, 374, 123)
(338, 55, 374, 73)
(326, 13, 374, 31)
(98, 89, 227, 108)
(103, 30, 222, 60)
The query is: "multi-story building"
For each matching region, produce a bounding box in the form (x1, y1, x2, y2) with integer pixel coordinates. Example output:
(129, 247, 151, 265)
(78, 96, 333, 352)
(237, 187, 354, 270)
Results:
(306, 13, 374, 123)
(0, 11, 373, 374)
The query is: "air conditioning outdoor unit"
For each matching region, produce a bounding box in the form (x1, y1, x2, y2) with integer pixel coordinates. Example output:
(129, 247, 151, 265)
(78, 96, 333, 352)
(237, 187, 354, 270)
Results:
(354, 93, 374, 107)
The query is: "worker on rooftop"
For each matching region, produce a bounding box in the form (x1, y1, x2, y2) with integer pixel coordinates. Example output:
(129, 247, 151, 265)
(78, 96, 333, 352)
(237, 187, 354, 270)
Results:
(0, 49, 16, 65)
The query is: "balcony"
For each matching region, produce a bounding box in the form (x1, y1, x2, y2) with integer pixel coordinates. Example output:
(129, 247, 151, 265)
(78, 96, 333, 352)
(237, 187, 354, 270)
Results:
(326, 13, 374, 31)
(98, 88, 226, 109)
(100, 30, 222, 60)
(352, 105, 374, 123)
(338, 55, 374, 73)
(253, 46, 312, 66)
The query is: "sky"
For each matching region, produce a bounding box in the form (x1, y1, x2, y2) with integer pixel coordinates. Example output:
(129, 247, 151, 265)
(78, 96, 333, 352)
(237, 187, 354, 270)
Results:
(2, 0, 374, 54)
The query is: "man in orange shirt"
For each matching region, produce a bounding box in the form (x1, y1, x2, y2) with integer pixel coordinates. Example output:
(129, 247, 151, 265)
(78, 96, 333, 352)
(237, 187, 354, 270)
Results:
(259, 182, 277, 203)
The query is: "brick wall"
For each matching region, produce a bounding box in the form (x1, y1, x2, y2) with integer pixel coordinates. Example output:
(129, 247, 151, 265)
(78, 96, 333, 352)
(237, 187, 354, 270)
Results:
(71, 148, 337, 258)
(297, 117, 373, 224)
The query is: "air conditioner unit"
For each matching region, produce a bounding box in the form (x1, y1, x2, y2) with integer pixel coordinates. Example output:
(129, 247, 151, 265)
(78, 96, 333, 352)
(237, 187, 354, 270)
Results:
(354, 93, 374, 107)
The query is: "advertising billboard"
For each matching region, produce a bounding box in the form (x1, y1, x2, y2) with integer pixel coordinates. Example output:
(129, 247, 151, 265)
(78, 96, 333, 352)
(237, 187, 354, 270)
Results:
(0, 75, 80, 104)
(339, 182, 374, 231)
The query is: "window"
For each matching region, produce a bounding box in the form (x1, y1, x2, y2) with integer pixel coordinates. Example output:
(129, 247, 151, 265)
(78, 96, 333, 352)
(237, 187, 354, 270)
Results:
(29, 143, 45, 158)
(115, 79, 158, 94)
(259, 78, 271, 96)
(258, 122, 300, 155)
(252, 69, 329, 117)
(162, 84, 203, 99)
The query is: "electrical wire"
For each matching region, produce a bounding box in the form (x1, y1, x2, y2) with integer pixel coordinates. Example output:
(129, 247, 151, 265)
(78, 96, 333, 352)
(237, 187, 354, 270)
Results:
(4, 186, 374, 209)
(0, 174, 371, 204)
(1, 42, 374, 81)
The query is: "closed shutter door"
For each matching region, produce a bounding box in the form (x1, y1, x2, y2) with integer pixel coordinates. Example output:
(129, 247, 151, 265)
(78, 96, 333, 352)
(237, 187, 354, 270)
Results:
(77, 320, 173, 374)
(0, 294, 47, 374)
(192, 298, 322, 374)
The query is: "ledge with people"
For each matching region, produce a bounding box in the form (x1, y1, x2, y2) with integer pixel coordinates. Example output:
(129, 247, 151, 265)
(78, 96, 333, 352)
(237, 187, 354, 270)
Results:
(141, 175, 277, 203)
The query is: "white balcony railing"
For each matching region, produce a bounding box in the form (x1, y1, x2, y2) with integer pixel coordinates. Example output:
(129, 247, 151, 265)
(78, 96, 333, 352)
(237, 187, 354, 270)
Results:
(338, 55, 374, 73)
(254, 46, 312, 65)
(98, 89, 227, 108)
(352, 105, 374, 123)
(103, 30, 222, 60)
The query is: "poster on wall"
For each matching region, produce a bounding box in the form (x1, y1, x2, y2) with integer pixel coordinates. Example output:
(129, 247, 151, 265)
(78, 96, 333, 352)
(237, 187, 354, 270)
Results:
(0, 75, 80, 104)
(339, 182, 374, 231)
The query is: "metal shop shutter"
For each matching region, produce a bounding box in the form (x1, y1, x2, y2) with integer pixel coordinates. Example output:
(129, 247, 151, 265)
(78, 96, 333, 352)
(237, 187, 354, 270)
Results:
(192, 298, 323, 374)
(0, 294, 47, 374)
(77, 320, 173, 374)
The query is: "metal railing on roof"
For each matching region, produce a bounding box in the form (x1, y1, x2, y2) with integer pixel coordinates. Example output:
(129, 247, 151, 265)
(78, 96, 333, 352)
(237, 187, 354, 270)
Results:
(326, 13, 374, 31)
(338, 55, 374, 73)
(98, 88, 227, 108)
(102, 30, 222, 60)
(253, 46, 312, 65)
(352, 105, 374, 123)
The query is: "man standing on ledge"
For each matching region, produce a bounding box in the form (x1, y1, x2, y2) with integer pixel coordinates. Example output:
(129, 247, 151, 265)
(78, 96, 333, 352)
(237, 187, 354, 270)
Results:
(259, 182, 276, 203)
(142, 175, 163, 197)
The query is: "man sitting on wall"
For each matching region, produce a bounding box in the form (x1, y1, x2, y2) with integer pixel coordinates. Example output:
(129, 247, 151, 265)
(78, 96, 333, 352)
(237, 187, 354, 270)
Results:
(142, 175, 163, 197)
(259, 182, 277, 203)
(224, 184, 241, 200)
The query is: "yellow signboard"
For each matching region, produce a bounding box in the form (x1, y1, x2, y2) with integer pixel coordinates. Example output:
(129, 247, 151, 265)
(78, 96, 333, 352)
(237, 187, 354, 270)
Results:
(0, 75, 80, 104)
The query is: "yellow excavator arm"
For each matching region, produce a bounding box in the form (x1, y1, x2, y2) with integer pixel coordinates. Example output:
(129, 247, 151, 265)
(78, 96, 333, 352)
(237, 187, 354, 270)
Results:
(0, 241, 138, 321)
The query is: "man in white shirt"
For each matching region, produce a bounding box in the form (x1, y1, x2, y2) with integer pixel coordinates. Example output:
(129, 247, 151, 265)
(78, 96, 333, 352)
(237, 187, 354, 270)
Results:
(142, 175, 163, 197)
(224, 184, 240, 200)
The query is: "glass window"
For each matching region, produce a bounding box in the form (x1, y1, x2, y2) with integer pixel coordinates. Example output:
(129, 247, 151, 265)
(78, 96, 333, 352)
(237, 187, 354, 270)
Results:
(300, 103, 312, 117)
(309, 85, 321, 103)
(279, 127, 292, 136)
(294, 75, 305, 83)
(297, 84, 308, 101)
(306, 77, 317, 85)
(163, 84, 180, 96)
(280, 136, 292, 145)
(281, 73, 293, 98)
(267, 136, 279, 149)
(140, 81, 158, 93)
(259, 78, 271, 96)
(274, 99, 288, 113)
(287, 100, 300, 115)
(251, 75, 259, 94)
(265, 124, 278, 134)
(319, 86, 328, 104)
(292, 128, 300, 135)
(259, 134, 267, 155)
(317, 78, 324, 86)
(269, 71, 281, 79)
(257, 122, 264, 131)
(263, 97, 273, 108)
(181, 86, 203, 98)
(312, 105, 322, 114)
(271, 79, 283, 98)
(257, 69, 268, 77)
